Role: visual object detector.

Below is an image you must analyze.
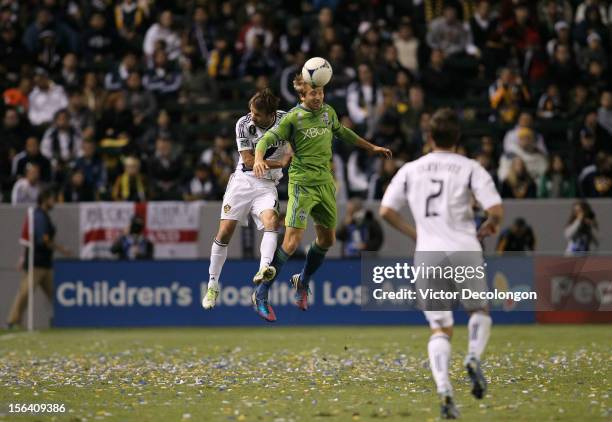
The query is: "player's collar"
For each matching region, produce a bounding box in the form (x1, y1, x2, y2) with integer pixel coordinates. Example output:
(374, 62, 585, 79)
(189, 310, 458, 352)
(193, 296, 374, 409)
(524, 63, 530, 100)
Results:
(297, 103, 323, 114)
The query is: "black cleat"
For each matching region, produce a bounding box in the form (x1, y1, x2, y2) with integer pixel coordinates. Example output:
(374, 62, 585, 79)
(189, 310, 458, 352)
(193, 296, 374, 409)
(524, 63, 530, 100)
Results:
(465, 357, 487, 399)
(440, 395, 460, 419)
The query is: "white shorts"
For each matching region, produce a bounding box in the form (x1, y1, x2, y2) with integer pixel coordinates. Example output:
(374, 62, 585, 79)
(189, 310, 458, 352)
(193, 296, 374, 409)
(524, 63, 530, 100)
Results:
(220, 172, 279, 230)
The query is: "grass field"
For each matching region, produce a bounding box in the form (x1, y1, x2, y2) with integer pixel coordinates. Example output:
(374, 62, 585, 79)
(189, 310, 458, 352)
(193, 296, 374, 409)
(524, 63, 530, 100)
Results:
(0, 325, 610, 421)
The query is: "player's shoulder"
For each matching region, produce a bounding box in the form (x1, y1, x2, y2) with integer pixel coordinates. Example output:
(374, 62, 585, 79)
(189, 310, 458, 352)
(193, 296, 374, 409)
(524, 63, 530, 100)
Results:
(276, 109, 287, 118)
(235, 113, 252, 133)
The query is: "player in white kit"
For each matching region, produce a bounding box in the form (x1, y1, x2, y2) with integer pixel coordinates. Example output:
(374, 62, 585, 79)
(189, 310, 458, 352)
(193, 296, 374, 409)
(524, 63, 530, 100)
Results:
(379, 109, 503, 419)
(202, 89, 292, 309)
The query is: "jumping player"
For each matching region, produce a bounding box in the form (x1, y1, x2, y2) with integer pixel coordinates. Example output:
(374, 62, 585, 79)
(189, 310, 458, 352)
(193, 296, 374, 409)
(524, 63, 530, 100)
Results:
(379, 108, 503, 419)
(251, 74, 392, 321)
(202, 89, 291, 309)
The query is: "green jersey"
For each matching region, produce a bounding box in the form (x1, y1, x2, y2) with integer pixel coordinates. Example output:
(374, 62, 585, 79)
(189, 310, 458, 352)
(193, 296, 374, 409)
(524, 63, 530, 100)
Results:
(255, 103, 359, 186)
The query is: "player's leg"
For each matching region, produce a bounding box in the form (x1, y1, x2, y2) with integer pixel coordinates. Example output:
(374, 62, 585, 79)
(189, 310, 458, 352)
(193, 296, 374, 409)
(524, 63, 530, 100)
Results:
(203, 219, 238, 309)
(425, 311, 459, 419)
(6, 272, 31, 327)
(290, 182, 337, 310)
(251, 188, 280, 284)
(464, 308, 491, 400)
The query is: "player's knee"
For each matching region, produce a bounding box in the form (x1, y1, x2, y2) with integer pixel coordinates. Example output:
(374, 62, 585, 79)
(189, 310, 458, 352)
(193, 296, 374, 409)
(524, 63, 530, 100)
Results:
(317, 235, 335, 249)
(216, 223, 235, 244)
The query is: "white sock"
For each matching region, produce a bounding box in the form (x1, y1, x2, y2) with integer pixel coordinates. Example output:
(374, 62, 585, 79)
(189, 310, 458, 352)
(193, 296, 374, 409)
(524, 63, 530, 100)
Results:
(259, 230, 278, 270)
(208, 239, 228, 290)
(428, 333, 452, 395)
(467, 313, 492, 361)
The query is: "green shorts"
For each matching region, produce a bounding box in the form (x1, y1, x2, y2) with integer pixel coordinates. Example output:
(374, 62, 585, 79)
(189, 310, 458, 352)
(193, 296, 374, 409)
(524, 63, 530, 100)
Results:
(285, 182, 337, 229)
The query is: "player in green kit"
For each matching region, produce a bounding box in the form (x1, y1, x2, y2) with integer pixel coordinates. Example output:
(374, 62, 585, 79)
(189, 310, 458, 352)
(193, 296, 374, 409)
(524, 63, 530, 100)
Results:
(250, 74, 392, 321)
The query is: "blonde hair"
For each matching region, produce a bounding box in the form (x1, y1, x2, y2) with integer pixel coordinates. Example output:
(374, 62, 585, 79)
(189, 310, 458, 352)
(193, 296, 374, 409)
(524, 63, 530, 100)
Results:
(293, 73, 308, 98)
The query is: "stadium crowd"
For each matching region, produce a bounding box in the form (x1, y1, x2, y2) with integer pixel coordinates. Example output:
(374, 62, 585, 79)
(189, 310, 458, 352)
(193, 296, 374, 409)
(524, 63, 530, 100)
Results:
(1, 0, 612, 205)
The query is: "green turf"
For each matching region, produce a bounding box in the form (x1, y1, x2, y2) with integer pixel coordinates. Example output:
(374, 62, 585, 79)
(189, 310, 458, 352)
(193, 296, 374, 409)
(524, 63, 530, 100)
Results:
(0, 326, 610, 421)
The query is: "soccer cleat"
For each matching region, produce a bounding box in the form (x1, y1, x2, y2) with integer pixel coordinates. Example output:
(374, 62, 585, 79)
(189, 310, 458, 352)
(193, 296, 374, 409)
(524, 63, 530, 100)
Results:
(201, 287, 219, 310)
(465, 356, 487, 399)
(440, 395, 460, 419)
(251, 291, 276, 322)
(290, 273, 310, 311)
(253, 265, 277, 285)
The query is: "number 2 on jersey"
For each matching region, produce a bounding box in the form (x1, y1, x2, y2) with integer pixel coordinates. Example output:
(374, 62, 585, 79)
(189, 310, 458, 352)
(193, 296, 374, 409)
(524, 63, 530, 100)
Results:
(425, 179, 444, 217)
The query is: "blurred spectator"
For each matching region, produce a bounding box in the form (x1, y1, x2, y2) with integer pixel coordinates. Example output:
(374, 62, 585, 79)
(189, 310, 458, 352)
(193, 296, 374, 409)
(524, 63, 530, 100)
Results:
(503, 112, 547, 155)
(325, 43, 355, 99)
(426, 4, 472, 57)
(60, 168, 94, 202)
(239, 12, 273, 53)
(184, 163, 219, 201)
(184, 6, 216, 70)
(500, 156, 537, 198)
(475, 152, 499, 187)
(82, 72, 106, 116)
(597, 90, 612, 138)
(114, 0, 147, 46)
(496, 217, 536, 253)
(111, 215, 153, 260)
(280, 51, 305, 105)
(148, 137, 182, 200)
(499, 127, 548, 182)
(143, 10, 181, 60)
(207, 37, 234, 81)
(574, 5, 608, 47)
(564, 200, 598, 254)
(574, 128, 599, 174)
(578, 32, 607, 71)
(488, 67, 530, 123)
(40, 109, 82, 182)
(112, 156, 147, 202)
(22, 8, 77, 64)
(82, 12, 116, 63)
(98, 92, 135, 144)
(536, 84, 562, 119)
(67, 90, 94, 133)
(567, 84, 594, 123)
(28, 68, 68, 127)
(238, 34, 278, 79)
(279, 17, 310, 59)
(124, 72, 157, 126)
(105, 51, 139, 91)
(548, 44, 579, 97)
(377, 44, 410, 87)
(11, 162, 40, 205)
(336, 198, 383, 258)
(546, 20, 579, 59)
(470, 0, 504, 77)
(143, 49, 182, 104)
(7, 187, 70, 328)
(332, 153, 348, 202)
(422, 49, 454, 98)
(3, 78, 32, 115)
(56, 53, 80, 90)
(574, 1, 609, 24)
(367, 159, 400, 200)
(347, 63, 383, 138)
(73, 138, 106, 196)
(0, 108, 29, 163)
(200, 132, 235, 190)
(0, 23, 28, 81)
(392, 21, 419, 75)
(539, 2, 574, 42)
(538, 154, 576, 198)
(580, 151, 612, 197)
(347, 148, 378, 198)
(12, 137, 52, 183)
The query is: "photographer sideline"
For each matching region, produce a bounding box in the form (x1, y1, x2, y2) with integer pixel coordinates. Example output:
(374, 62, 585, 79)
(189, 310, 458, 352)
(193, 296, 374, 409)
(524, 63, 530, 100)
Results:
(336, 198, 383, 258)
(565, 200, 598, 255)
(110, 216, 154, 260)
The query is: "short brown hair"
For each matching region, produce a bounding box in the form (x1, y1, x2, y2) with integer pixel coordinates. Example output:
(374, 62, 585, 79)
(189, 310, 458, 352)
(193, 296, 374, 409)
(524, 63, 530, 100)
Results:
(248, 88, 280, 115)
(430, 108, 460, 148)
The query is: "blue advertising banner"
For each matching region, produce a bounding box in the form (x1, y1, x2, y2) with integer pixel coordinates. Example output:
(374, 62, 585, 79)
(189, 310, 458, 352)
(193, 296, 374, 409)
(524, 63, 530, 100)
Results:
(54, 259, 534, 327)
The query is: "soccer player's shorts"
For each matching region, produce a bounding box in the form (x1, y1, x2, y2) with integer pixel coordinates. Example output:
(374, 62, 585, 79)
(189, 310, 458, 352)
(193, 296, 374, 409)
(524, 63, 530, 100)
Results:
(414, 251, 488, 320)
(285, 181, 337, 229)
(220, 172, 279, 230)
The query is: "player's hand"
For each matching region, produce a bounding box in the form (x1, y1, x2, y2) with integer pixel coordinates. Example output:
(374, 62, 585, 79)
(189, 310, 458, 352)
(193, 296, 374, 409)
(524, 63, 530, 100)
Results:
(372, 146, 392, 159)
(253, 159, 269, 178)
(477, 219, 499, 241)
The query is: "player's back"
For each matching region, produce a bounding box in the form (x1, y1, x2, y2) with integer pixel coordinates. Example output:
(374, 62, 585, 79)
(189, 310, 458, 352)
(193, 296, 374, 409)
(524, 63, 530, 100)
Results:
(398, 151, 500, 252)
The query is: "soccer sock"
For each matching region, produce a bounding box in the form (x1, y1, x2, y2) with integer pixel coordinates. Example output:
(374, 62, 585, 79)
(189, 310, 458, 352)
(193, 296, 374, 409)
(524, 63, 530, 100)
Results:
(428, 333, 452, 395)
(257, 246, 291, 299)
(259, 230, 278, 270)
(466, 313, 492, 361)
(208, 239, 228, 290)
(299, 241, 328, 286)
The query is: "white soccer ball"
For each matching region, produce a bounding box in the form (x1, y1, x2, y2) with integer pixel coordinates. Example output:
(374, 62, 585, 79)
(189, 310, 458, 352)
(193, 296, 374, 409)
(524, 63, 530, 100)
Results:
(302, 57, 333, 87)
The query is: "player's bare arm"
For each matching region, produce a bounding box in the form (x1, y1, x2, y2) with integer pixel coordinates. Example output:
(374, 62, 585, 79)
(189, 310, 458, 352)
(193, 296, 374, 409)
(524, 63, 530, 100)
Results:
(477, 204, 504, 240)
(240, 149, 291, 170)
(353, 137, 393, 159)
(379, 206, 417, 240)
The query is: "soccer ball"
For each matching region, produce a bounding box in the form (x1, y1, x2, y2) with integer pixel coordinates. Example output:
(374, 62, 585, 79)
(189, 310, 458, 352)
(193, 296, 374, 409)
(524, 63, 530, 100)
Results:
(302, 57, 333, 87)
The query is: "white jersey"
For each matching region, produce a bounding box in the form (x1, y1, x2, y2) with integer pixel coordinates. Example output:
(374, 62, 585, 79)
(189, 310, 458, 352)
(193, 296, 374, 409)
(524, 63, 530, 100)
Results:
(381, 151, 502, 252)
(235, 110, 287, 182)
